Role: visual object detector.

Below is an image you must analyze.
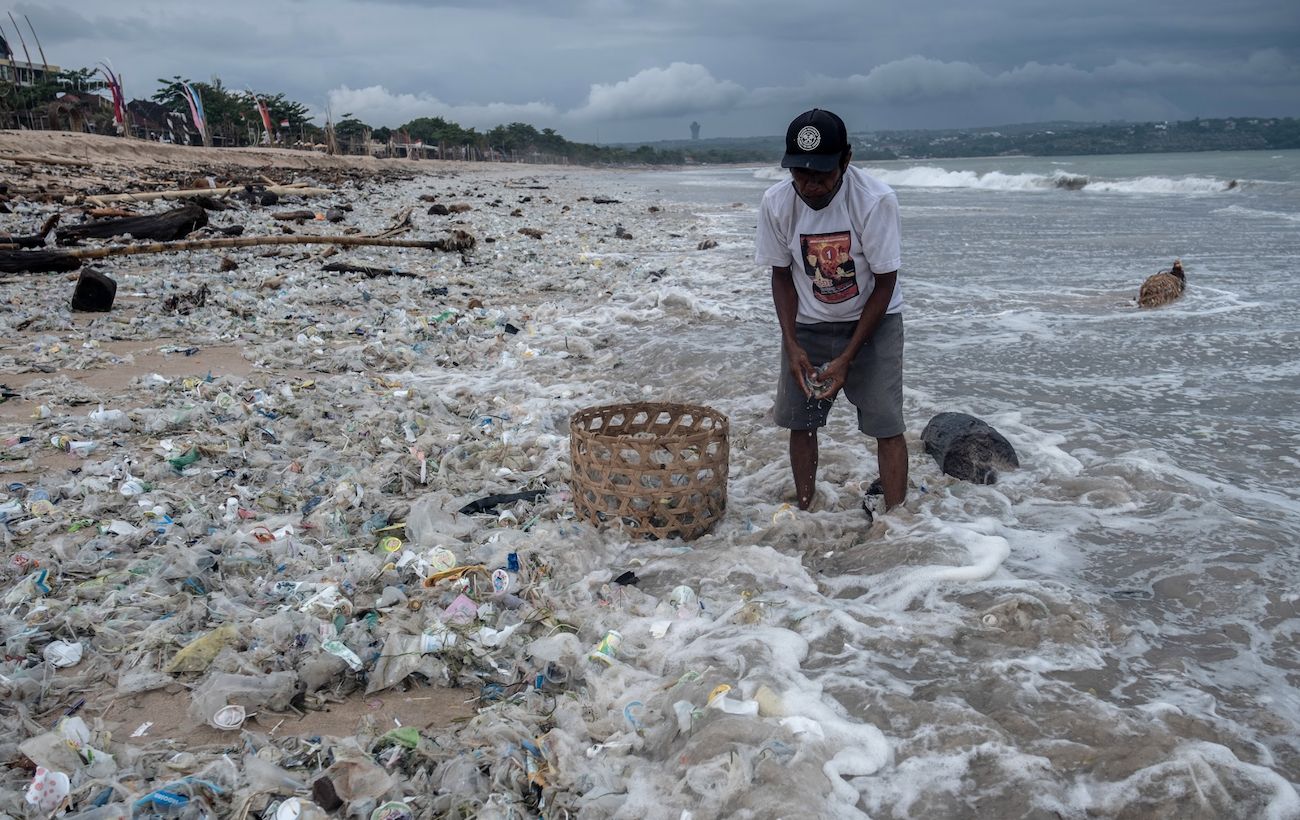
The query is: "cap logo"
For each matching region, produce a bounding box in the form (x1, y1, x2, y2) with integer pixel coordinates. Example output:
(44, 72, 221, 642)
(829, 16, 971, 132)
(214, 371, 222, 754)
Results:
(796, 126, 821, 151)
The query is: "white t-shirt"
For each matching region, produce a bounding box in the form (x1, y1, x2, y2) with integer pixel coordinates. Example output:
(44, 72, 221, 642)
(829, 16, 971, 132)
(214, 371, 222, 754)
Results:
(755, 165, 903, 323)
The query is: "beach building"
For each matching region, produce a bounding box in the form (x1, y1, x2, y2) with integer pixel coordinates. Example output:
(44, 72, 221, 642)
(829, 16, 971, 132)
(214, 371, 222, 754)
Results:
(0, 55, 58, 87)
(1, 22, 58, 87)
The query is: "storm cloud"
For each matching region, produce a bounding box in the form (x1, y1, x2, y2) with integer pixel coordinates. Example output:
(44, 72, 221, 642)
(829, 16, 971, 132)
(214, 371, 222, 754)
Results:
(14, 0, 1299, 142)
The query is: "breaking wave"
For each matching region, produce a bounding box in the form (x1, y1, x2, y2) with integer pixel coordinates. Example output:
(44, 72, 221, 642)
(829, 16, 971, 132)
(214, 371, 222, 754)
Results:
(753, 166, 1242, 195)
(1213, 204, 1300, 223)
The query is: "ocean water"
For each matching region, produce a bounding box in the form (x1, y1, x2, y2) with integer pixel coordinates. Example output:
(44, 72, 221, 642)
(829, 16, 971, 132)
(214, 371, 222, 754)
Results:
(542, 151, 1300, 818)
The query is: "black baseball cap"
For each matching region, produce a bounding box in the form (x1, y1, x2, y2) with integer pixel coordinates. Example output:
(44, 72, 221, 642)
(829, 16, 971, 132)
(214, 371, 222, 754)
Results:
(781, 109, 848, 172)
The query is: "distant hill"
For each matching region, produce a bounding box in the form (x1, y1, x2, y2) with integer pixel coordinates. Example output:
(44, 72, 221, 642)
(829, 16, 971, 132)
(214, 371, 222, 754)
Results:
(609, 116, 1300, 162)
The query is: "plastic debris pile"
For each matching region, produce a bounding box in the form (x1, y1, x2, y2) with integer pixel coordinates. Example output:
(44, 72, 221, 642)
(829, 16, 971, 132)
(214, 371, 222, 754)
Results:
(1, 155, 802, 819)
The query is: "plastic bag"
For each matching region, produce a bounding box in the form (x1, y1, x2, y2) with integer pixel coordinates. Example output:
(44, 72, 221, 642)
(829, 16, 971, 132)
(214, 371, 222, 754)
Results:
(166, 623, 237, 674)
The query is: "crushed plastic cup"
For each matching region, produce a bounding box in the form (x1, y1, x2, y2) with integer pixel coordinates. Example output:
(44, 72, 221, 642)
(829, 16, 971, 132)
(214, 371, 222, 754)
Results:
(25, 766, 70, 814)
(43, 640, 84, 667)
(211, 704, 247, 730)
(275, 797, 329, 820)
(27, 488, 55, 517)
(491, 568, 511, 595)
(428, 547, 457, 573)
(588, 630, 622, 665)
(378, 535, 403, 554)
(370, 801, 414, 820)
(668, 585, 699, 618)
(804, 363, 832, 398)
(300, 585, 353, 617)
(119, 477, 149, 497)
(707, 683, 760, 716)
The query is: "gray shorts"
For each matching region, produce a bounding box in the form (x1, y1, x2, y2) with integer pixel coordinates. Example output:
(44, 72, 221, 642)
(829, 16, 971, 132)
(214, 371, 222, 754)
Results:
(775, 313, 904, 437)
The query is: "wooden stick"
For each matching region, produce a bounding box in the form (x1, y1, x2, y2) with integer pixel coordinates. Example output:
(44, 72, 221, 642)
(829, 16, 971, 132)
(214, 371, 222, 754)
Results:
(322, 261, 416, 278)
(0, 231, 476, 273)
(71, 232, 472, 258)
(84, 185, 332, 207)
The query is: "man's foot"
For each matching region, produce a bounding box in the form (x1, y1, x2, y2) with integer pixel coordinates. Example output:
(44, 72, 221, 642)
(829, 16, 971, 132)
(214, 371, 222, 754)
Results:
(862, 492, 885, 524)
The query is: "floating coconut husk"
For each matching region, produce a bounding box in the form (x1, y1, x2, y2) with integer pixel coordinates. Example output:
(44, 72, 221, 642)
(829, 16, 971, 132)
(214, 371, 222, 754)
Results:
(1138, 259, 1186, 308)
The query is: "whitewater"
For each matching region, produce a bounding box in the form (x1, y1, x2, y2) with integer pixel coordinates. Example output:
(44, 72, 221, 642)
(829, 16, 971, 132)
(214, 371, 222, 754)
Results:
(565, 149, 1300, 818)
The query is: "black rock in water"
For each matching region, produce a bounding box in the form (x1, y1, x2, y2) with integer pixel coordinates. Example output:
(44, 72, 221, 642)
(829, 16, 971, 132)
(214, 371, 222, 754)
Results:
(922, 412, 1019, 485)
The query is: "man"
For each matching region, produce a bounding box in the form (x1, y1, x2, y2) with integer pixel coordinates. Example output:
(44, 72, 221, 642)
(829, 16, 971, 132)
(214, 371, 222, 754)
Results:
(755, 108, 907, 514)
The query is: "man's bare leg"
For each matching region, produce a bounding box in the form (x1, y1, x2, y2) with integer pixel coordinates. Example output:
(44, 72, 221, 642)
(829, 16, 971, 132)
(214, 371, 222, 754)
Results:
(790, 429, 818, 510)
(877, 434, 907, 510)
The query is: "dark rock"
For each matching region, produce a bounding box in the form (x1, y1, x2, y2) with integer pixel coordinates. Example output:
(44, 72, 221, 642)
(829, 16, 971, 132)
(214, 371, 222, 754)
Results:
(71, 267, 117, 312)
(311, 777, 344, 811)
(921, 412, 1019, 485)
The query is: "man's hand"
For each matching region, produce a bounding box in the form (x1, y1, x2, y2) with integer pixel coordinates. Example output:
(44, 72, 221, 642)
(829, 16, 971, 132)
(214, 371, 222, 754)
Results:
(787, 346, 816, 399)
(813, 357, 848, 400)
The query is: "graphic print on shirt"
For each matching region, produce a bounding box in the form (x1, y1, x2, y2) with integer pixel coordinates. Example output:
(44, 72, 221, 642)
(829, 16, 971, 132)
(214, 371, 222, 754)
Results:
(799, 230, 858, 303)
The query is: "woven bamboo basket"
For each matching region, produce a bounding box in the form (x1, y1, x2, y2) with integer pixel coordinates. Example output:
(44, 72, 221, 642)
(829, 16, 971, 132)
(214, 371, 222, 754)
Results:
(570, 402, 729, 541)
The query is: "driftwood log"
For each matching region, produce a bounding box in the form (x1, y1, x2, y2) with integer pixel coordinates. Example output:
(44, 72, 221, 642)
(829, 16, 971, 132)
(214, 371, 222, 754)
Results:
(56, 203, 208, 245)
(0, 213, 60, 249)
(0, 249, 83, 273)
(0, 231, 476, 273)
(84, 185, 332, 207)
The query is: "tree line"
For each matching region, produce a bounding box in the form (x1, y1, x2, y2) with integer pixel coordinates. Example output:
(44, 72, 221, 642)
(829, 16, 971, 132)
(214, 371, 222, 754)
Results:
(0, 67, 721, 165)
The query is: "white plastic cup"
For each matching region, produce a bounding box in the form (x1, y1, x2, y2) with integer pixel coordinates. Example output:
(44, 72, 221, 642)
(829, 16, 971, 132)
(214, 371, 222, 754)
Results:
(211, 704, 246, 730)
(668, 585, 699, 618)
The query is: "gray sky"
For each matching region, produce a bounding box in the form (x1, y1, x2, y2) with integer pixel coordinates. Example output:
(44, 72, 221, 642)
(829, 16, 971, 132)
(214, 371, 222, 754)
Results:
(15, 0, 1300, 143)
